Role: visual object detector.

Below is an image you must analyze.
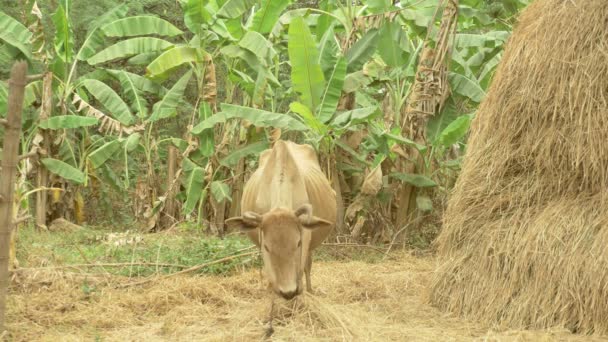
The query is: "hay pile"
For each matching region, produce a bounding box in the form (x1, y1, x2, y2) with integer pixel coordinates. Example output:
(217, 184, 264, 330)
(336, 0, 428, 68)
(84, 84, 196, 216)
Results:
(8, 252, 598, 341)
(429, 0, 608, 335)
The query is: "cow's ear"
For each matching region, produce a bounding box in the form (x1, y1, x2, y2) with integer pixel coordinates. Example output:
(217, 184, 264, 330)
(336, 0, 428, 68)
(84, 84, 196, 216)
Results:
(225, 211, 262, 231)
(299, 216, 333, 230)
(295, 204, 332, 230)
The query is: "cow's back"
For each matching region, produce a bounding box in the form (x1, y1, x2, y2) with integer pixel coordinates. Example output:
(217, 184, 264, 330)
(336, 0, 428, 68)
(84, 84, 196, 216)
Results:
(240, 140, 336, 249)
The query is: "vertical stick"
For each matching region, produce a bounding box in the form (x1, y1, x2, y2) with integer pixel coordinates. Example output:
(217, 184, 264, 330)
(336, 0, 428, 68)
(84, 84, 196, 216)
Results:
(0, 61, 28, 333)
(35, 72, 52, 229)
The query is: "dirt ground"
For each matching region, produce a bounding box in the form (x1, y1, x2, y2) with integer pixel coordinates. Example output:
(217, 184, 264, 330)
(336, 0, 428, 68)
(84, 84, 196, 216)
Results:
(7, 252, 608, 341)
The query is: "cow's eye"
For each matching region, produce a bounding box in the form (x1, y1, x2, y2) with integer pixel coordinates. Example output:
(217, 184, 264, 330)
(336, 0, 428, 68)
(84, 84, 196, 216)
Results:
(264, 245, 270, 252)
(297, 240, 302, 248)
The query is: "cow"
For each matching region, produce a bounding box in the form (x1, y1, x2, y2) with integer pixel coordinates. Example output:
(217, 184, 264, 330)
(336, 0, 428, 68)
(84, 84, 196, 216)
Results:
(225, 140, 337, 301)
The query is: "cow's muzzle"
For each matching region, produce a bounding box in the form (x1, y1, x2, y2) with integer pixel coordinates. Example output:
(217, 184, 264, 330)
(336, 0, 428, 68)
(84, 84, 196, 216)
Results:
(279, 289, 299, 300)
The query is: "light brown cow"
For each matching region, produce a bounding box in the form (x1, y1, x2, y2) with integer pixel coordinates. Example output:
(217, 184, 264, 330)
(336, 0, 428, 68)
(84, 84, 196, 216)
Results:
(226, 140, 336, 300)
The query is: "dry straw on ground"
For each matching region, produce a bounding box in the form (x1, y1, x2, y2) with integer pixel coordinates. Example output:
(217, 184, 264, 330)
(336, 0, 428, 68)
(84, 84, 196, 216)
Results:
(8, 252, 604, 341)
(429, 0, 608, 335)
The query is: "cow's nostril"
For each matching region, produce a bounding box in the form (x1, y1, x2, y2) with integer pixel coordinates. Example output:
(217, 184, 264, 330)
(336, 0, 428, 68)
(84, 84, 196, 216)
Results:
(280, 290, 298, 300)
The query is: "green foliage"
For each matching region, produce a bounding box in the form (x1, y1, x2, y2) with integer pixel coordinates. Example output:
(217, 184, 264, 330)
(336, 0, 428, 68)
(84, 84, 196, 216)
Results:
(0, 81, 7, 115)
(183, 0, 213, 35)
(101, 16, 183, 37)
(183, 166, 205, 214)
(52, 2, 75, 63)
(436, 114, 474, 147)
(218, 0, 256, 19)
(239, 31, 276, 62)
(377, 21, 410, 67)
(82, 79, 134, 125)
(220, 141, 269, 167)
(38, 115, 99, 129)
(0, 11, 33, 60)
(0, 0, 529, 236)
(390, 173, 437, 188)
(250, 0, 291, 34)
(318, 26, 340, 79)
(192, 104, 309, 134)
(318, 57, 346, 123)
(288, 16, 325, 112)
(290, 102, 325, 135)
(124, 133, 141, 151)
(331, 107, 380, 130)
(210, 181, 232, 203)
(41, 158, 86, 184)
(88, 140, 121, 169)
(112, 71, 150, 118)
(148, 70, 192, 122)
(448, 72, 486, 103)
(345, 29, 379, 72)
(416, 194, 433, 212)
(87, 37, 174, 65)
(146, 46, 203, 77)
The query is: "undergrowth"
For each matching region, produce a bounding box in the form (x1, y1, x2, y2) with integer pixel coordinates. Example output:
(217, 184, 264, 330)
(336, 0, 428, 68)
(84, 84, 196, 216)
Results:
(16, 224, 256, 277)
(15, 224, 388, 278)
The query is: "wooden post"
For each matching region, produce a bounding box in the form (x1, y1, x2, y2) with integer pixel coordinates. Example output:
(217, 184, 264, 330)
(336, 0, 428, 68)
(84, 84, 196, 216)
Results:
(35, 72, 52, 230)
(0, 61, 28, 334)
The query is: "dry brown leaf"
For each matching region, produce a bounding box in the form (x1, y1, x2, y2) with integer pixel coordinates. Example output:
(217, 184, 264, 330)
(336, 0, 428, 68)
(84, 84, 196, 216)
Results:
(350, 215, 367, 239)
(390, 144, 408, 159)
(72, 94, 144, 136)
(345, 195, 366, 222)
(361, 165, 383, 196)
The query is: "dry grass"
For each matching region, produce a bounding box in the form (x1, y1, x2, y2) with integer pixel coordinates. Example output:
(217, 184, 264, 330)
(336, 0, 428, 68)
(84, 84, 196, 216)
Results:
(7, 252, 605, 341)
(430, 0, 608, 336)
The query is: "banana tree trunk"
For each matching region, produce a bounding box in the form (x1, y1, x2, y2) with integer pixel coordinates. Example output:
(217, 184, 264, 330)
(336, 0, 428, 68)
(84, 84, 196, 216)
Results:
(330, 157, 346, 235)
(394, 0, 458, 234)
(0, 61, 27, 334)
(229, 152, 245, 219)
(35, 72, 53, 229)
(162, 145, 179, 228)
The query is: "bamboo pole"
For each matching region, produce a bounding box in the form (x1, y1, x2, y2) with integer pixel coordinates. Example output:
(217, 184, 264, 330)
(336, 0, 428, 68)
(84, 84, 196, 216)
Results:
(0, 61, 28, 333)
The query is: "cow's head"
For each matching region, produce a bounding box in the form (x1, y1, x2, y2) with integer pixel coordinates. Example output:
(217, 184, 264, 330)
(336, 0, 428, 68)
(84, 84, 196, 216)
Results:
(226, 204, 332, 300)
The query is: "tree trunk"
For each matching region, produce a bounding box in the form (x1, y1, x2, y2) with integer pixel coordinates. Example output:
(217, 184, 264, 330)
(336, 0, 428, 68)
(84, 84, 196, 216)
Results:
(35, 72, 53, 230)
(0, 61, 27, 334)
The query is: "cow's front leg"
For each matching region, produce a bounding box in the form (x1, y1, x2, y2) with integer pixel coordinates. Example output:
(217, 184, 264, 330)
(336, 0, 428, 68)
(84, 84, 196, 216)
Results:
(305, 254, 313, 293)
(264, 296, 275, 338)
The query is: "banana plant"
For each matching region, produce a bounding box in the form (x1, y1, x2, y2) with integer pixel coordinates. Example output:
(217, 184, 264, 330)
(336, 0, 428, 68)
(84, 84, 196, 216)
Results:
(0, 2, 166, 223)
(78, 0, 293, 228)
(277, 0, 525, 235)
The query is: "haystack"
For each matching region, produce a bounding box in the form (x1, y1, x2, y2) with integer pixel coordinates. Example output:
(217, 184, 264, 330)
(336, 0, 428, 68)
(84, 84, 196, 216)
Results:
(429, 0, 608, 335)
